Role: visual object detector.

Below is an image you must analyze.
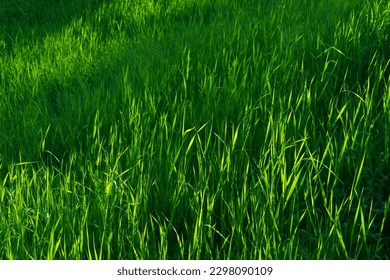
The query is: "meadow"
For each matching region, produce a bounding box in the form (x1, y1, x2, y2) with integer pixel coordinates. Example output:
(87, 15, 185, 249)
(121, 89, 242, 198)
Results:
(0, 0, 389, 259)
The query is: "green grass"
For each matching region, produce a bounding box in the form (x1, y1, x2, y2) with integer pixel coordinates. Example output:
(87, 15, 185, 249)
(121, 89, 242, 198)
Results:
(0, 0, 389, 259)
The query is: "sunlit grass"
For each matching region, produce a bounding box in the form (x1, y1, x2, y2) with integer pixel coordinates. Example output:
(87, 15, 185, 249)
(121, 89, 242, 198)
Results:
(0, 0, 389, 259)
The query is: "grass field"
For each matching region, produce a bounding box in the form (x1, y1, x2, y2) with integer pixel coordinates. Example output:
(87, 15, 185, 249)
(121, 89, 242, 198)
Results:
(0, 0, 389, 259)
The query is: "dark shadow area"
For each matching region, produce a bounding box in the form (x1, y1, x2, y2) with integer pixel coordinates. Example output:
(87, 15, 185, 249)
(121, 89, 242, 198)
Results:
(0, 0, 226, 166)
(0, 0, 106, 51)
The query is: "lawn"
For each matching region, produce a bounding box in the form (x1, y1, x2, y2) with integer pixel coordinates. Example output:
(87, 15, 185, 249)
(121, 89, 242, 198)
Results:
(0, 0, 389, 259)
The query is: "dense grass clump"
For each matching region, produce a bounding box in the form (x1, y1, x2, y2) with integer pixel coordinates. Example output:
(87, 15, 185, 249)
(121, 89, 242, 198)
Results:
(0, 0, 389, 259)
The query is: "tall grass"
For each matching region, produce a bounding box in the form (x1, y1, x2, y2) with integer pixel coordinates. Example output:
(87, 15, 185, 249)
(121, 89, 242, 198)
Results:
(0, 0, 389, 259)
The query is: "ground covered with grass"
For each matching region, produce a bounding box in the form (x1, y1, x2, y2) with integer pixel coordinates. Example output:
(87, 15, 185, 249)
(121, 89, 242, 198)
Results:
(0, 0, 389, 259)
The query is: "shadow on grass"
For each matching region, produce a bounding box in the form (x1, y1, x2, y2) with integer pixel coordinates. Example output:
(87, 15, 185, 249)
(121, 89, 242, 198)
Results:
(0, 0, 225, 164)
(0, 0, 106, 50)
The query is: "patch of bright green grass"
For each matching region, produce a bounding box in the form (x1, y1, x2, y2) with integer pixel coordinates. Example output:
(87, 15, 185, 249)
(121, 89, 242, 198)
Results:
(0, 0, 389, 259)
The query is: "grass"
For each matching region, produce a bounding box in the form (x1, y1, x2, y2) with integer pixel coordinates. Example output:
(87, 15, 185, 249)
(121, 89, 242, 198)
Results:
(0, 0, 389, 259)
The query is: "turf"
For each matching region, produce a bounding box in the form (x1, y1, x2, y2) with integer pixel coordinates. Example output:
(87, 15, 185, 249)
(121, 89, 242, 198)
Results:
(0, 0, 389, 259)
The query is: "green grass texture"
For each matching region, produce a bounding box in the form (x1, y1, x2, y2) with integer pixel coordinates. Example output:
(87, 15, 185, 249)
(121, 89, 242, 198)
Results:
(0, 0, 389, 259)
